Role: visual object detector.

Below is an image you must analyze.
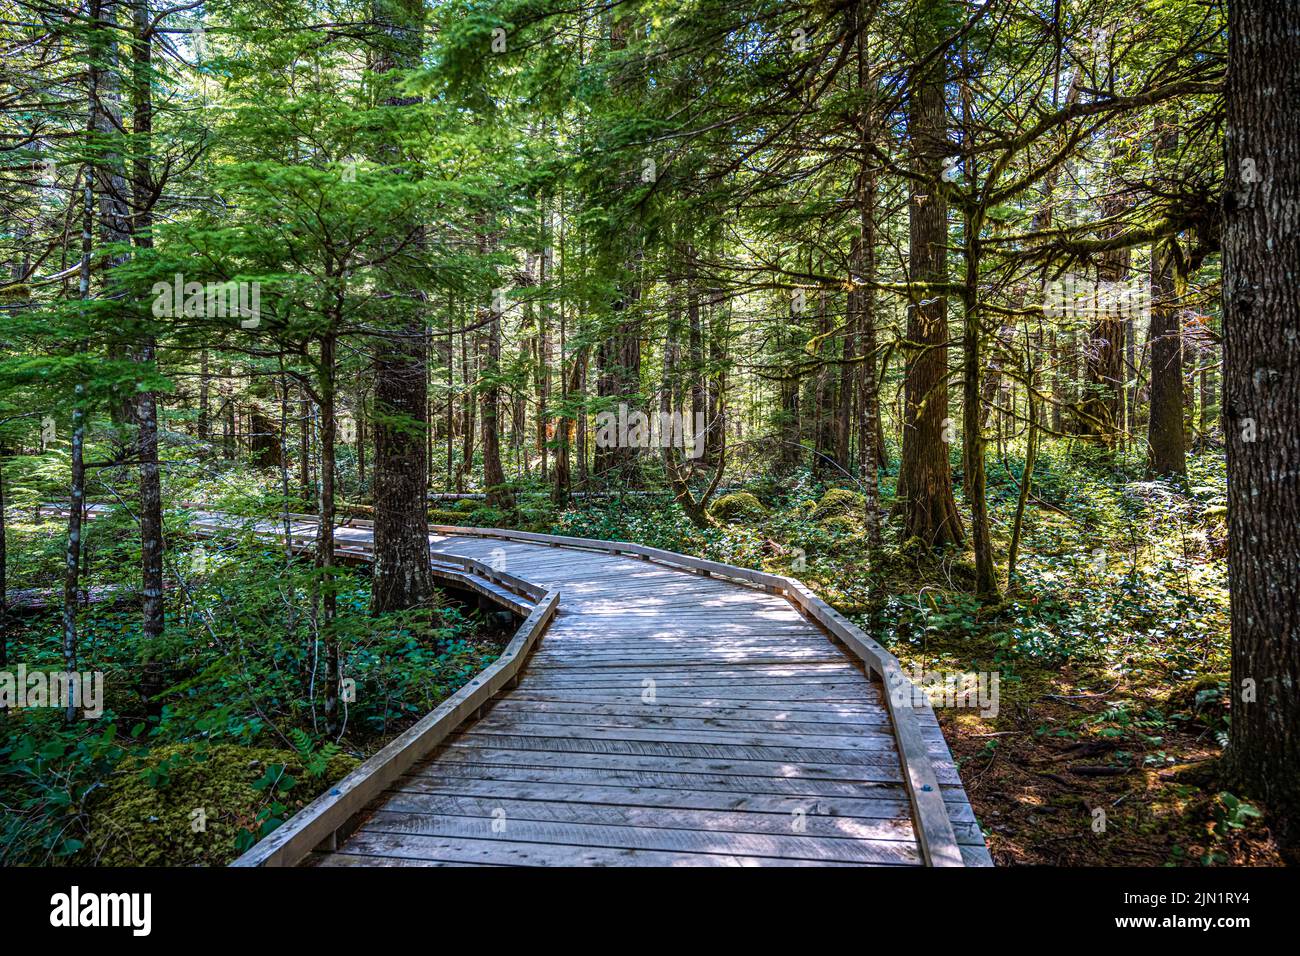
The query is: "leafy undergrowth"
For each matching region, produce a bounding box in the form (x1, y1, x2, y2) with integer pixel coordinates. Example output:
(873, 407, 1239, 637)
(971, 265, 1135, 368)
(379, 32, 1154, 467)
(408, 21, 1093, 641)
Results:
(1, 510, 507, 866)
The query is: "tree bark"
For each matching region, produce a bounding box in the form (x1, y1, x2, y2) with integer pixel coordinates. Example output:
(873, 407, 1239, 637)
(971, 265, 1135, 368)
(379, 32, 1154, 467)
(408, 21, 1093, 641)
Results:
(1223, 0, 1300, 858)
(479, 232, 511, 508)
(961, 212, 995, 594)
(370, 0, 434, 612)
(198, 348, 210, 440)
(1147, 239, 1186, 476)
(131, 0, 164, 649)
(317, 332, 340, 729)
(1081, 177, 1130, 449)
(897, 0, 963, 547)
(1147, 113, 1186, 476)
(299, 392, 312, 503)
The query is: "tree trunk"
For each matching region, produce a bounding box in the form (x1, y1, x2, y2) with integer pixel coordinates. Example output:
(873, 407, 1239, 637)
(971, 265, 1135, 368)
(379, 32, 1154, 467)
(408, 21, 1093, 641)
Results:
(537, 232, 551, 482)
(707, 303, 726, 465)
(812, 288, 837, 478)
(130, 0, 165, 651)
(777, 357, 801, 473)
(687, 243, 705, 463)
(1147, 240, 1186, 476)
(317, 333, 340, 730)
(370, 0, 435, 612)
(1223, 0, 1300, 859)
(356, 396, 366, 485)
(222, 366, 236, 459)
(62, 393, 86, 724)
(897, 0, 963, 547)
(249, 411, 282, 468)
(198, 348, 210, 440)
(962, 213, 996, 595)
(854, 157, 881, 551)
(1008, 330, 1040, 582)
(1081, 175, 1130, 449)
(480, 240, 511, 508)
(299, 392, 312, 503)
(457, 322, 475, 493)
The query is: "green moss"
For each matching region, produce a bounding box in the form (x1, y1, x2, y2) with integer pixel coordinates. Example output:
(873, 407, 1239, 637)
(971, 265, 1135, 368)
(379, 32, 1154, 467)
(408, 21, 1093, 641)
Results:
(811, 488, 865, 521)
(429, 508, 465, 525)
(708, 492, 767, 522)
(740, 479, 785, 504)
(453, 498, 480, 513)
(76, 743, 358, 867)
(818, 514, 858, 535)
(1166, 673, 1231, 727)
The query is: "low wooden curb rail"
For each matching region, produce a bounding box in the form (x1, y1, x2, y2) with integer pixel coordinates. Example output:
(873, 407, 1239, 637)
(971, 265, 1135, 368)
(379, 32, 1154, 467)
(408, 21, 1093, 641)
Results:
(231, 588, 559, 867)
(38, 503, 968, 867)
(400, 522, 965, 868)
(37, 503, 561, 867)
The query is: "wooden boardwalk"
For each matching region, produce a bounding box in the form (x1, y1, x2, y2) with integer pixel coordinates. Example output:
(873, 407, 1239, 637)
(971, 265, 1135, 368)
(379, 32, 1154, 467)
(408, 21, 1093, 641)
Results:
(45, 504, 990, 867)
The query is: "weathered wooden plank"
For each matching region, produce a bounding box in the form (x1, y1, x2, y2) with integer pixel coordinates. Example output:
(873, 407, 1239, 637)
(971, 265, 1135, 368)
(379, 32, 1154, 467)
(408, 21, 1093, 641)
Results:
(477, 704, 950, 750)
(514, 669, 872, 688)
(373, 792, 936, 842)
(449, 730, 943, 767)
(486, 696, 913, 725)
(359, 810, 923, 865)
(390, 775, 940, 821)
(529, 639, 840, 655)
(502, 690, 897, 714)
(433, 742, 943, 784)
(375, 790, 989, 848)
(506, 683, 881, 703)
(329, 831, 867, 867)
(466, 717, 904, 752)
(408, 757, 974, 802)
(476, 706, 900, 738)
(393, 776, 982, 839)
(513, 660, 864, 677)
(528, 651, 844, 665)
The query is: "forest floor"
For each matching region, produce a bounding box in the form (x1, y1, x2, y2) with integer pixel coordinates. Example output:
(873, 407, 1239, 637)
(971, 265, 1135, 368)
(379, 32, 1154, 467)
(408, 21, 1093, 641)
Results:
(937, 679, 1281, 866)
(0, 443, 1284, 866)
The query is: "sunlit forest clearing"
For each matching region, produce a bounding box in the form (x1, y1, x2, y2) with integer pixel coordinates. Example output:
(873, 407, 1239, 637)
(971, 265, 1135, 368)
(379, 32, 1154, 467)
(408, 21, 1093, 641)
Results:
(0, 0, 1296, 871)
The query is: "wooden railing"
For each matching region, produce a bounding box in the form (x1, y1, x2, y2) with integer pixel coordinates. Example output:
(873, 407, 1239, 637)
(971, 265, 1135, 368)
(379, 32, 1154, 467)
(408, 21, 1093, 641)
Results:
(39, 503, 963, 867)
(38, 503, 561, 867)
(231, 585, 559, 867)
(406, 521, 965, 867)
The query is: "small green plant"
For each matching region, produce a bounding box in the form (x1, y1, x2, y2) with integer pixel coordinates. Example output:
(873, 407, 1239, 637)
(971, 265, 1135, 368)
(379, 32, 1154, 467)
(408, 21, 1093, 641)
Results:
(289, 728, 342, 780)
(1211, 791, 1262, 838)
